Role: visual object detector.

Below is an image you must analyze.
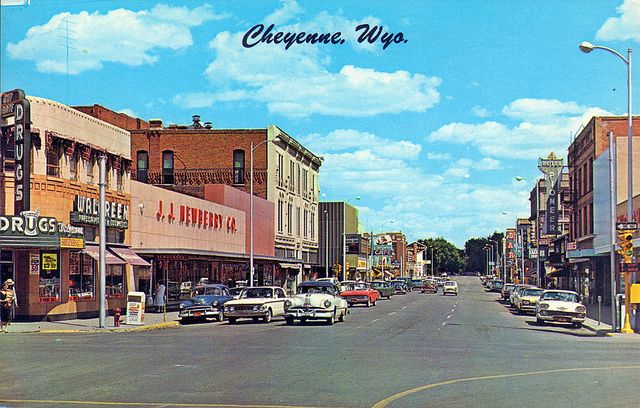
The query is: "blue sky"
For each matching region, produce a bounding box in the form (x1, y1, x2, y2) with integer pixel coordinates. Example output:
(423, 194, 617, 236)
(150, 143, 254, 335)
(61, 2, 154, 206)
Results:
(2, 0, 639, 247)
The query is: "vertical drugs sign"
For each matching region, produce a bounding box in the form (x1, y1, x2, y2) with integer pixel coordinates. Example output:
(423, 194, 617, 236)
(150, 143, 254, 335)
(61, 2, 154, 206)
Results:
(1, 89, 31, 214)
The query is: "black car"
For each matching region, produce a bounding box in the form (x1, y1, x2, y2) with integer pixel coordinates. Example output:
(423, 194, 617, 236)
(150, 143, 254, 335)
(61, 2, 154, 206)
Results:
(178, 284, 233, 323)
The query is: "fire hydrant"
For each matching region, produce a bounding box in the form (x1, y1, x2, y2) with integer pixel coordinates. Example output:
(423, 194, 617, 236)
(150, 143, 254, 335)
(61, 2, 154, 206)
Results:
(114, 308, 122, 327)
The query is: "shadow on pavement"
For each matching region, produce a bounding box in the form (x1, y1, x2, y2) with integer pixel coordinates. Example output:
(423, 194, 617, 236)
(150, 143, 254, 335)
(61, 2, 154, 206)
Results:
(446, 322, 597, 337)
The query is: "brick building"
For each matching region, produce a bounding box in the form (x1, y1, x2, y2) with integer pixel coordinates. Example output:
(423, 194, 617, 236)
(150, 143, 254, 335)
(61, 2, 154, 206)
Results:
(75, 106, 322, 289)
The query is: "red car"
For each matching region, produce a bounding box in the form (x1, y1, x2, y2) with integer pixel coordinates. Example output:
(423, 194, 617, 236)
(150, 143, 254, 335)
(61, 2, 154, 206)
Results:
(341, 282, 380, 307)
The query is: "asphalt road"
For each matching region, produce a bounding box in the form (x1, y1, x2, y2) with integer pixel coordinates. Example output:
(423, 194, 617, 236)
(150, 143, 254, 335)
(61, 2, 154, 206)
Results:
(1, 277, 639, 408)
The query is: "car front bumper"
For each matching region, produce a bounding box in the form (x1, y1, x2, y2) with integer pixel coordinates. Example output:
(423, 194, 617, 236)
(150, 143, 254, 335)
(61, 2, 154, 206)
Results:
(225, 310, 267, 319)
(285, 308, 334, 319)
(536, 311, 586, 323)
(179, 308, 220, 319)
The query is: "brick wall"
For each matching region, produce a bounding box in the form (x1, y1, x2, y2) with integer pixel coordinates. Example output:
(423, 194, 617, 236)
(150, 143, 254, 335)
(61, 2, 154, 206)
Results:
(74, 104, 149, 130)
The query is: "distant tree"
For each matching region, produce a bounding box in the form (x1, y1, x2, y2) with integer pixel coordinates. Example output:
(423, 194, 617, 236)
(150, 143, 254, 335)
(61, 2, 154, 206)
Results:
(418, 237, 464, 275)
(463, 232, 505, 275)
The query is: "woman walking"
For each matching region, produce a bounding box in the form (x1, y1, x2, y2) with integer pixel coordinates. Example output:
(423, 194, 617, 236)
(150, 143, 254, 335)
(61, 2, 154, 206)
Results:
(0, 279, 17, 333)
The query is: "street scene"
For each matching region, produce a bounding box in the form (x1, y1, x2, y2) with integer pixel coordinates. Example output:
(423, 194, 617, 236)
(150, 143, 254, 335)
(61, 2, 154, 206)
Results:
(1, 0, 640, 407)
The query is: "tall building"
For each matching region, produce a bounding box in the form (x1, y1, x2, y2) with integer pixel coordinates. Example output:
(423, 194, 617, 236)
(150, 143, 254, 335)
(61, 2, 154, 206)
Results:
(318, 201, 359, 279)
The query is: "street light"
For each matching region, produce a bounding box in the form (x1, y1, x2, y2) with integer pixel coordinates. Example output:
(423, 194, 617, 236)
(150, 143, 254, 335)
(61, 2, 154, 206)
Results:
(580, 41, 634, 334)
(516, 176, 541, 287)
(324, 209, 329, 278)
(250, 136, 280, 287)
(488, 239, 499, 277)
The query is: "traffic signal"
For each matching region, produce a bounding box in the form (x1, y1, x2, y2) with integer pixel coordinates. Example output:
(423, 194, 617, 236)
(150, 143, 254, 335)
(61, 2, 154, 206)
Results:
(617, 231, 634, 263)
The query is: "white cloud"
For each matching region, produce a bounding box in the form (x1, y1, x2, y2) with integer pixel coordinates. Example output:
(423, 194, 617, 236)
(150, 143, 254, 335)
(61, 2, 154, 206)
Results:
(7, 5, 225, 74)
(179, 7, 440, 118)
(264, 0, 304, 25)
(471, 105, 490, 118)
(301, 129, 421, 160)
(443, 157, 501, 179)
(428, 98, 612, 159)
(427, 152, 451, 161)
(117, 108, 138, 118)
(596, 0, 640, 42)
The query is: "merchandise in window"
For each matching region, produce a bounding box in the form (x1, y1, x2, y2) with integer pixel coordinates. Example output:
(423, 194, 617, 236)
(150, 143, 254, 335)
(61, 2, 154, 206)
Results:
(106, 265, 124, 299)
(69, 252, 94, 301)
(39, 250, 60, 303)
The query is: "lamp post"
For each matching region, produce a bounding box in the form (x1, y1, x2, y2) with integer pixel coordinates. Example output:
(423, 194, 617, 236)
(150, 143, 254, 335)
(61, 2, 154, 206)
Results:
(516, 176, 541, 287)
(250, 136, 280, 287)
(324, 209, 329, 278)
(580, 42, 633, 333)
(488, 239, 499, 277)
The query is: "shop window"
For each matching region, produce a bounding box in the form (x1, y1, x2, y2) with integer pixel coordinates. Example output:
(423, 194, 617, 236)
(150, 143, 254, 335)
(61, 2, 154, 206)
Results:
(39, 250, 61, 303)
(106, 228, 125, 244)
(106, 265, 124, 299)
(0, 250, 13, 284)
(46, 146, 61, 177)
(84, 226, 97, 243)
(69, 252, 94, 301)
(136, 150, 148, 183)
(233, 149, 245, 184)
(162, 150, 174, 184)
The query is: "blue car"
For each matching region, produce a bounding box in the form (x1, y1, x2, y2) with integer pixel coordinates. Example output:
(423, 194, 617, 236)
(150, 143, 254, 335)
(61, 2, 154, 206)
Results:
(178, 284, 233, 323)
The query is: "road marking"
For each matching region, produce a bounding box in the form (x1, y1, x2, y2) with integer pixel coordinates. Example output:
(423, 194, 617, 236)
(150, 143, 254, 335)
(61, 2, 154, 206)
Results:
(388, 312, 396, 316)
(371, 365, 640, 408)
(0, 400, 348, 408)
(441, 322, 446, 326)
(451, 308, 455, 312)
(371, 319, 379, 323)
(402, 306, 408, 310)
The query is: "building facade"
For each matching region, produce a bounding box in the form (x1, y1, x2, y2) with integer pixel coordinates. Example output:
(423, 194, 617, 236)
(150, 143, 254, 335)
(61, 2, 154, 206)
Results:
(318, 201, 359, 280)
(1, 94, 138, 320)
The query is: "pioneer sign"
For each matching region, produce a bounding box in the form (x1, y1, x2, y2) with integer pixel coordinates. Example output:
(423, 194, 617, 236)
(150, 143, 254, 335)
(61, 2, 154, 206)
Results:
(538, 152, 563, 236)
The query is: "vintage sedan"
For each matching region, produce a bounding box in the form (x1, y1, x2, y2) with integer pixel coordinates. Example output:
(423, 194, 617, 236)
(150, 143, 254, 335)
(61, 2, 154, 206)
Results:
(535, 290, 586, 328)
(223, 286, 289, 324)
(514, 287, 545, 314)
(422, 279, 438, 293)
(442, 281, 459, 296)
(340, 282, 380, 307)
(391, 280, 409, 294)
(370, 280, 394, 299)
(284, 281, 348, 325)
(178, 284, 233, 323)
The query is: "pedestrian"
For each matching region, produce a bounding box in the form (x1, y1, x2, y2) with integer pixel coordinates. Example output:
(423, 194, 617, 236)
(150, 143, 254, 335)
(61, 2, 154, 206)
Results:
(153, 281, 166, 313)
(0, 279, 17, 333)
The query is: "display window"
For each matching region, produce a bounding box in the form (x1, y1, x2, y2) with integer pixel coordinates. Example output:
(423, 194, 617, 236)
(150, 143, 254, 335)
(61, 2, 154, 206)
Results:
(69, 252, 94, 301)
(106, 264, 124, 299)
(39, 250, 60, 303)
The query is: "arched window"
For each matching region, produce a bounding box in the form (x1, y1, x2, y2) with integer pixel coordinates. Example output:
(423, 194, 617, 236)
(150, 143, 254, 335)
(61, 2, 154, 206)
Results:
(233, 149, 245, 185)
(162, 150, 174, 184)
(136, 150, 148, 183)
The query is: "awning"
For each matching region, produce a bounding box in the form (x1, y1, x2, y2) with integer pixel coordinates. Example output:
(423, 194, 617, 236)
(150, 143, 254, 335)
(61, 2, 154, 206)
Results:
(279, 263, 302, 269)
(545, 263, 569, 277)
(110, 247, 151, 267)
(83, 245, 126, 265)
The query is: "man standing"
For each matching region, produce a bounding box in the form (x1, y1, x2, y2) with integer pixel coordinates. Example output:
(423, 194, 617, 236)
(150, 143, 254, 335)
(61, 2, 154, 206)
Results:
(0, 279, 17, 333)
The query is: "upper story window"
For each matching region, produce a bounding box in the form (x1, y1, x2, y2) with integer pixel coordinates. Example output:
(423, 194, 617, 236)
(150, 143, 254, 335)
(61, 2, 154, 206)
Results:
(69, 151, 79, 182)
(233, 149, 245, 185)
(116, 167, 124, 192)
(86, 155, 95, 184)
(277, 153, 284, 187)
(297, 163, 301, 194)
(162, 150, 174, 184)
(136, 151, 148, 183)
(46, 145, 61, 177)
(289, 160, 295, 192)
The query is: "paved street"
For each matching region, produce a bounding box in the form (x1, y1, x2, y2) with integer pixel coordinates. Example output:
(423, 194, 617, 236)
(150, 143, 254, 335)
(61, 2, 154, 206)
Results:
(1, 276, 639, 408)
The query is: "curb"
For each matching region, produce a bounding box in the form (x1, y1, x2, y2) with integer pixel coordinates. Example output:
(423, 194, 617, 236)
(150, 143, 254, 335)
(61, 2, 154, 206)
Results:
(582, 322, 613, 337)
(21, 321, 181, 334)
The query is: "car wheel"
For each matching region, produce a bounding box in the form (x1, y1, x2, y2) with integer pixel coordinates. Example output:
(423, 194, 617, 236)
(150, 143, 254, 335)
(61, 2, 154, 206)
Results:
(573, 322, 582, 329)
(327, 311, 336, 325)
(215, 311, 224, 322)
(285, 317, 294, 325)
(300, 317, 307, 324)
(228, 317, 237, 324)
(387, 295, 391, 299)
(252, 317, 260, 323)
(180, 317, 191, 324)
(372, 299, 377, 306)
(366, 299, 371, 308)
(536, 317, 544, 326)
(339, 309, 346, 322)
(263, 309, 272, 323)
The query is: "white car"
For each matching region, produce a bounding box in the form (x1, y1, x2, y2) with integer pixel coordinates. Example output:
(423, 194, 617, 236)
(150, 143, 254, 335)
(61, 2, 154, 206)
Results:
(223, 286, 288, 324)
(535, 290, 586, 328)
(284, 281, 348, 325)
(442, 281, 458, 296)
(514, 287, 545, 314)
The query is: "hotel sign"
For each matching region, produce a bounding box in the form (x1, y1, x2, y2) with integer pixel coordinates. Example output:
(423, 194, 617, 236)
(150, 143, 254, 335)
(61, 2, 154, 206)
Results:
(538, 152, 563, 236)
(71, 195, 129, 228)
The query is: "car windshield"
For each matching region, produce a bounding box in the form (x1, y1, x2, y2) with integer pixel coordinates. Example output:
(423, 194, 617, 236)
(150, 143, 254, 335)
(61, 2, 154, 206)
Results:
(444, 281, 456, 286)
(240, 288, 273, 299)
(523, 289, 544, 297)
(344, 283, 369, 291)
(194, 287, 222, 296)
(542, 292, 579, 302)
(299, 286, 332, 295)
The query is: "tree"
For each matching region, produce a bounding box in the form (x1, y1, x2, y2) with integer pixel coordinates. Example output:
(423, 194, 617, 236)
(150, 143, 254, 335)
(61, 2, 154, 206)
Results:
(418, 238, 464, 275)
(463, 232, 504, 275)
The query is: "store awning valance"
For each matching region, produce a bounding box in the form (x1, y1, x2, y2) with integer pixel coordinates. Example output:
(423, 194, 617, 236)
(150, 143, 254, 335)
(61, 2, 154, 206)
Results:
(83, 245, 125, 265)
(110, 247, 151, 267)
(545, 263, 569, 277)
(279, 263, 302, 269)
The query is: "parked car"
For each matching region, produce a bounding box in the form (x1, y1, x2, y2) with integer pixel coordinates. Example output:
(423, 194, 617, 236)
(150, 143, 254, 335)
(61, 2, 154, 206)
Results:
(229, 287, 243, 299)
(390, 280, 408, 294)
(340, 282, 380, 307)
(284, 281, 348, 325)
(178, 284, 233, 323)
(180, 281, 193, 299)
(223, 286, 288, 324)
(422, 279, 438, 293)
(487, 279, 504, 293)
(442, 281, 458, 296)
(515, 287, 545, 314)
(396, 277, 414, 291)
(167, 281, 181, 301)
(510, 284, 535, 306)
(370, 280, 394, 299)
(501, 283, 516, 301)
(535, 290, 586, 328)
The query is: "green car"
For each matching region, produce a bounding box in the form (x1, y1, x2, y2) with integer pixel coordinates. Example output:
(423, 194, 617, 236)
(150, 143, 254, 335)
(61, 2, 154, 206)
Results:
(370, 281, 394, 299)
(396, 277, 414, 291)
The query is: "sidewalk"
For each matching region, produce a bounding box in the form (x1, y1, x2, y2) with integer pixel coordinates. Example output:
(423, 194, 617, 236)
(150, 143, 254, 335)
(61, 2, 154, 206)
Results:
(2, 311, 181, 334)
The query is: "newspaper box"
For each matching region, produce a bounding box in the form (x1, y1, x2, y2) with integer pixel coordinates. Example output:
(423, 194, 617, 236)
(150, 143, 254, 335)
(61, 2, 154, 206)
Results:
(126, 291, 145, 325)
